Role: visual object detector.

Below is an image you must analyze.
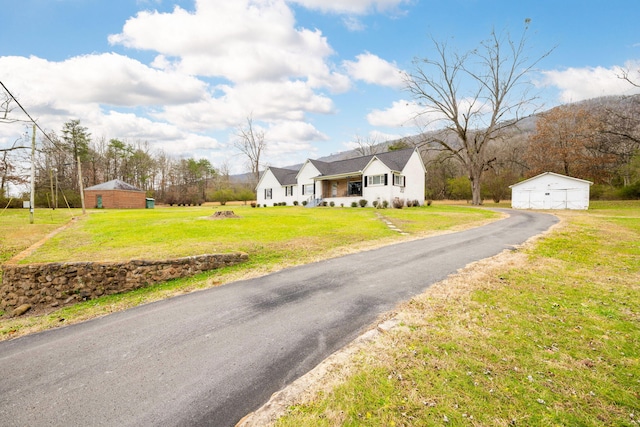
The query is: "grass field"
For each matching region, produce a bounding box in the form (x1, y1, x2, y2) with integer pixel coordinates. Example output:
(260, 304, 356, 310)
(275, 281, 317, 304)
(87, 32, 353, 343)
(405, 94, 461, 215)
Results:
(0, 203, 498, 337)
(272, 201, 640, 426)
(2, 202, 638, 425)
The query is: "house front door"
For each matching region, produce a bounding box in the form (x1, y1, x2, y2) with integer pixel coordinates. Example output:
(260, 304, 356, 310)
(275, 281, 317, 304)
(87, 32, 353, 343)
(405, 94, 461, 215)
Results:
(97, 195, 103, 209)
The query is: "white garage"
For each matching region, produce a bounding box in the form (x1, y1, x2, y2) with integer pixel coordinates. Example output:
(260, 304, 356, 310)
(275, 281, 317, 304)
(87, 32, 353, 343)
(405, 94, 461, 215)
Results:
(510, 172, 592, 210)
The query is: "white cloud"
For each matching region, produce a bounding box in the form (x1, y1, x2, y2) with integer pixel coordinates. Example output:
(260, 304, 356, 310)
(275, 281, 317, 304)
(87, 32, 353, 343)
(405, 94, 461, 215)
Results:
(108, 0, 348, 92)
(342, 16, 366, 32)
(367, 99, 434, 128)
(0, 54, 206, 110)
(267, 120, 328, 143)
(539, 60, 640, 103)
(287, 0, 410, 14)
(156, 80, 335, 132)
(343, 52, 404, 88)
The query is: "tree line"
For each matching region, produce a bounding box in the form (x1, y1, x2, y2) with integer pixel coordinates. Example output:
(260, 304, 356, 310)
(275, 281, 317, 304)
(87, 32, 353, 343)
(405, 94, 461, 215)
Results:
(2, 95, 639, 209)
(414, 95, 640, 202)
(0, 118, 255, 208)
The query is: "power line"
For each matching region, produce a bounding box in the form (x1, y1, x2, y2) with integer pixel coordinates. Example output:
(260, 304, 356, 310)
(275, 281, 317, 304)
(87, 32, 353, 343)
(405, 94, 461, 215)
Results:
(0, 80, 66, 154)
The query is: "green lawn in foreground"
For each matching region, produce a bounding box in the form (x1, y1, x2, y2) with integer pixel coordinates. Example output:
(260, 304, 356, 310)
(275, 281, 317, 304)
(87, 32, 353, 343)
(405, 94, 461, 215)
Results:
(275, 201, 640, 426)
(18, 204, 497, 266)
(1, 203, 497, 337)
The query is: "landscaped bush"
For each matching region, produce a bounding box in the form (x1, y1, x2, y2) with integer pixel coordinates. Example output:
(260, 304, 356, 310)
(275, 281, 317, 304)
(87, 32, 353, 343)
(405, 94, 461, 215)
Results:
(382, 200, 389, 208)
(293, 201, 299, 206)
(322, 201, 328, 207)
(372, 200, 378, 208)
(329, 201, 335, 207)
(359, 199, 368, 207)
(250, 202, 256, 208)
(392, 197, 405, 209)
(302, 200, 308, 206)
(351, 201, 358, 207)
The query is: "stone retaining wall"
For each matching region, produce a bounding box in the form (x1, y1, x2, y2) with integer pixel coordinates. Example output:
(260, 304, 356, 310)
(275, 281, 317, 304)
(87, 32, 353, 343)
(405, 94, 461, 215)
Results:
(1, 253, 248, 314)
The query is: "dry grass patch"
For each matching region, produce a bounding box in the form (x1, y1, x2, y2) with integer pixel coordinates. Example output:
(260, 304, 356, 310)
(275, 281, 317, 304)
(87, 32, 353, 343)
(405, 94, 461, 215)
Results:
(271, 205, 639, 427)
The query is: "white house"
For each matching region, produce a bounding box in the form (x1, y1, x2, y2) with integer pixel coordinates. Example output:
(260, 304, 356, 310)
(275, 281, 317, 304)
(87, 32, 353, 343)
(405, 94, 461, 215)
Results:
(256, 167, 298, 206)
(256, 148, 426, 207)
(510, 172, 592, 210)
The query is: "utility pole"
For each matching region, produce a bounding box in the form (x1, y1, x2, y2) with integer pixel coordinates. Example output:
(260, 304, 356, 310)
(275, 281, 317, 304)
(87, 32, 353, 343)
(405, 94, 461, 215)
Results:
(49, 168, 55, 210)
(29, 124, 35, 224)
(77, 155, 86, 215)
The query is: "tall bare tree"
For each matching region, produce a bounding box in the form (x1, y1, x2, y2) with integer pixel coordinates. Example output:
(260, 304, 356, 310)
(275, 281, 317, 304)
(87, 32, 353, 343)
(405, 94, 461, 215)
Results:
(404, 21, 552, 205)
(233, 115, 266, 186)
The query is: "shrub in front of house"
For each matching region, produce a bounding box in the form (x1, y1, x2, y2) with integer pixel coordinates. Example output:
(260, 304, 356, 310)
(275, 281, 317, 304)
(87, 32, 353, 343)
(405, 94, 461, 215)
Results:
(322, 201, 328, 207)
(382, 200, 389, 208)
(351, 201, 358, 207)
(392, 197, 405, 209)
(359, 199, 368, 207)
(302, 200, 308, 206)
(329, 201, 335, 207)
(293, 201, 299, 206)
(372, 200, 378, 208)
(250, 202, 256, 208)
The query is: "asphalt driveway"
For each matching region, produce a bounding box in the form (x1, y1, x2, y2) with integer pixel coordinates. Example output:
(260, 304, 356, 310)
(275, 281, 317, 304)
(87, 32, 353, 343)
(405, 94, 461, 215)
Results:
(0, 209, 557, 426)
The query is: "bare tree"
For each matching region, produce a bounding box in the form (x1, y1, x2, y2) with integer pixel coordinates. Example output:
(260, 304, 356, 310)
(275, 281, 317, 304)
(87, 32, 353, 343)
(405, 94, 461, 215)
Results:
(618, 67, 640, 88)
(233, 115, 266, 186)
(1, 92, 30, 152)
(352, 133, 380, 156)
(404, 21, 552, 205)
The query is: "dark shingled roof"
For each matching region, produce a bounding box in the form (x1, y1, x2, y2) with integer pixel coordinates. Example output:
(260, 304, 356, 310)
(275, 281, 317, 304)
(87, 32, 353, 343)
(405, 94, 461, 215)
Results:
(84, 179, 143, 192)
(310, 147, 415, 177)
(269, 167, 299, 185)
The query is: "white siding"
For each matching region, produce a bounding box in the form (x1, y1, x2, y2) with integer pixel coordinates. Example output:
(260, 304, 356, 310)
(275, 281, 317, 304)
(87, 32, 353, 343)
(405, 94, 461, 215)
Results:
(256, 170, 284, 206)
(400, 150, 427, 204)
(296, 162, 321, 205)
(361, 150, 426, 207)
(363, 159, 391, 205)
(511, 173, 591, 210)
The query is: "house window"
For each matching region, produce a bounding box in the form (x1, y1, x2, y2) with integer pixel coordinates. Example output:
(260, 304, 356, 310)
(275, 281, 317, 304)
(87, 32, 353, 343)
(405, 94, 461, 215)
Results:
(265, 188, 272, 199)
(393, 174, 405, 187)
(303, 184, 314, 195)
(285, 186, 294, 196)
(348, 181, 362, 196)
(367, 174, 387, 186)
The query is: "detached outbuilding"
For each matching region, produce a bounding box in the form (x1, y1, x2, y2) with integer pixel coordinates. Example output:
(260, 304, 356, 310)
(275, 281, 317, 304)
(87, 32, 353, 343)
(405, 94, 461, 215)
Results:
(84, 179, 148, 209)
(510, 172, 592, 210)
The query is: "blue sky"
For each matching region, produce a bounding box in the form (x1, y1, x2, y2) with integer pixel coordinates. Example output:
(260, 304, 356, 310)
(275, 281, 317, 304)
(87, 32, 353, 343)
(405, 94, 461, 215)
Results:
(1, 0, 639, 174)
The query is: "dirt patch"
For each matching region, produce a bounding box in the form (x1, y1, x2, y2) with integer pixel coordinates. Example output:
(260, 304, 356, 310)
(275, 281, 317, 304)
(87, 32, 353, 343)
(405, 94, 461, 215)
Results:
(207, 210, 241, 219)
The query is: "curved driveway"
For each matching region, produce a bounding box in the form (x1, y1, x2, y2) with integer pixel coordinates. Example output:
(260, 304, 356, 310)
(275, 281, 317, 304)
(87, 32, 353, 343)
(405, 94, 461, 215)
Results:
(0, 209, 557, 426)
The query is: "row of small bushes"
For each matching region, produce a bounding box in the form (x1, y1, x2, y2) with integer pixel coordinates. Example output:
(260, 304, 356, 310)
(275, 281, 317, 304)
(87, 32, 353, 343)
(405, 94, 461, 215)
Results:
(249, 198, 425, 208)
